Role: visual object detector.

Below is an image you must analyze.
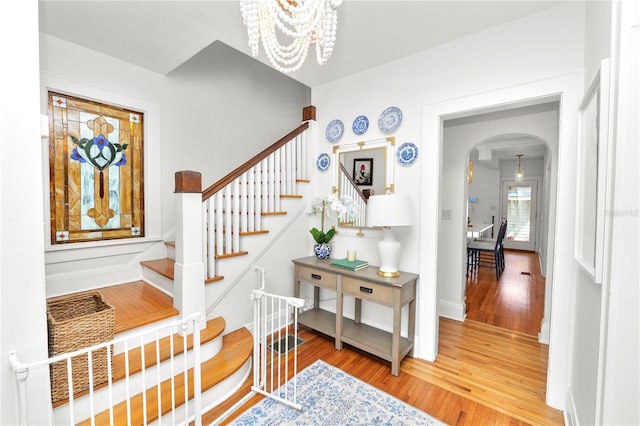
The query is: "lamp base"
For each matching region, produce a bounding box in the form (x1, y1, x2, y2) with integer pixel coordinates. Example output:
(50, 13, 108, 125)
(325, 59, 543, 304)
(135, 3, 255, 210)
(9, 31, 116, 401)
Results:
(377, 269, 400, 278)
(376, 228, 402, 278)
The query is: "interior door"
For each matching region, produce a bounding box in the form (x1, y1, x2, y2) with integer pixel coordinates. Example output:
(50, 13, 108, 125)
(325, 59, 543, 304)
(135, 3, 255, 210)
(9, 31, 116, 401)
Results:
(501, 180, 538, 251)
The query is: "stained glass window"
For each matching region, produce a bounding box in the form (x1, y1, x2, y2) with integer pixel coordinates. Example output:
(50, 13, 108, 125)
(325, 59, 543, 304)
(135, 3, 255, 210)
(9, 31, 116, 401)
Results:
(48, 92, 144, 244)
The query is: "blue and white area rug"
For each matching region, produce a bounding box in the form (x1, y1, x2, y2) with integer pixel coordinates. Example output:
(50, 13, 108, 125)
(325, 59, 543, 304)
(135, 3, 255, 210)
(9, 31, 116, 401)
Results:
(231, 360, 447, 425)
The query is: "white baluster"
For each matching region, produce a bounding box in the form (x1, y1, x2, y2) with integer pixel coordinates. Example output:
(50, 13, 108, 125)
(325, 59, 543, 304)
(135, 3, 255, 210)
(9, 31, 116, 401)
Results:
(215, 193, 223, 257)
(224, 186, 232, 254)
(261, 158, 269, 214)
(248, 166, 256, 232)
(301, 131, 308, 181)
(286, 141, 293, 195)
(295, 134, 302, 184)
(240, 172, 248, 233)
(268, 153, 275, 213)
(271, 149, 282, 212)
(233, 178, 240, 253)
(256, 160, 266, 231)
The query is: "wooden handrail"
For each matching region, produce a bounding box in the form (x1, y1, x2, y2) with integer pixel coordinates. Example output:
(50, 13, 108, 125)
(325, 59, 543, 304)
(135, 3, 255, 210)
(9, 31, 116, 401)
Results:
(339, 162, 368, 203)
(202, 122, 310, 201)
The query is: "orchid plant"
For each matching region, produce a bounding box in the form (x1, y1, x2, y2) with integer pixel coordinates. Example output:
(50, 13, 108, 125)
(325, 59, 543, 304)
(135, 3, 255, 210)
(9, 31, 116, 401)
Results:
(309, 193, 359, 244)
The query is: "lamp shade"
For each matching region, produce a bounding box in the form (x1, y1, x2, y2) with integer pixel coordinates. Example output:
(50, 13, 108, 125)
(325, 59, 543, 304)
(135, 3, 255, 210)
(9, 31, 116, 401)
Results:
(366, 194, 413, 227)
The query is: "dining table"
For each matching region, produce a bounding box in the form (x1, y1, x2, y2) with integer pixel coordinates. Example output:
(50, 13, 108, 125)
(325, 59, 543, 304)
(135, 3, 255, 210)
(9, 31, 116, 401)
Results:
(466, 223, 494, 240)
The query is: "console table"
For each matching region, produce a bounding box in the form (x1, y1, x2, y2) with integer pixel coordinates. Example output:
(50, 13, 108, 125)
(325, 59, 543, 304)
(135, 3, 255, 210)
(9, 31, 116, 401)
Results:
(292, 256, 417, 376)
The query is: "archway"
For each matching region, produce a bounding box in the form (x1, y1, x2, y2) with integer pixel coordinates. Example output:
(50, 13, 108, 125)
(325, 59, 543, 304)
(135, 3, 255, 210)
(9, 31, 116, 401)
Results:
(463, 132, 551, 334)
(438, 104, 557, 330)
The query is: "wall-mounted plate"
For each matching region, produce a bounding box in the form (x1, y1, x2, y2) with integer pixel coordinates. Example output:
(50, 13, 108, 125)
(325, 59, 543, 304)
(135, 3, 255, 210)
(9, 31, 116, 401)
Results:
(378, 106, 402, 132)
(326, 119, 344, 142)
(396, 142, 418, 166)
(317, 153, 331, 171)
(352, 115, 369, 135)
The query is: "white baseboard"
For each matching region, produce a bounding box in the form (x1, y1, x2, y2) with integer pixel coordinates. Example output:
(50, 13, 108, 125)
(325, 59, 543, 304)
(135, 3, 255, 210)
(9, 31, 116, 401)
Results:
(539, 317, 551, 344)
(438, 299, 466, 321)
(564, 387, 579, 426)
(538, 251, 546, 277)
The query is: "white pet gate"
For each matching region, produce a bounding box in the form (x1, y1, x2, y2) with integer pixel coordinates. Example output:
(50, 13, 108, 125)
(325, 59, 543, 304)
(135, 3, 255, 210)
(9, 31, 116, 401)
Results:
(212, 267, 305, 424)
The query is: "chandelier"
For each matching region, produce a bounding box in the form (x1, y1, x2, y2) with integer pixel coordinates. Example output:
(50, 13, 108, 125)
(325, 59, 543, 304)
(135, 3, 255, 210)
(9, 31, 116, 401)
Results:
(239, 0, 342, 73)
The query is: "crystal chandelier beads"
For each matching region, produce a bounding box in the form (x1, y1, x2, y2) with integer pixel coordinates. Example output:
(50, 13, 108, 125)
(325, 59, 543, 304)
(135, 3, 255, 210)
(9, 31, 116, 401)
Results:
(240, 0, 342, 73)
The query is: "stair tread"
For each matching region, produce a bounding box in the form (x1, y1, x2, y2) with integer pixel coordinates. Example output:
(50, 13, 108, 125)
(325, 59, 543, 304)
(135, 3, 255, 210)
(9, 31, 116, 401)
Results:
(215, 251, 249, 260)
(143, 258, 226, 285)
(53, 317, 226, 408)
(141, 258, 175, 280)
(80, 327, 253, 425)
(205, 275, 224, 284)
(99, 280, 179, 334)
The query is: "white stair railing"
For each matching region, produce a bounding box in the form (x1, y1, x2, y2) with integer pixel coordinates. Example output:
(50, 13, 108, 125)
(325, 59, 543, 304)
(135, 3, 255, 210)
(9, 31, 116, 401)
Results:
(211, 267, 304, 425)
(201, 123, 310, 280)
(338, 163, 367, 227)
(9, 313, 204, 426)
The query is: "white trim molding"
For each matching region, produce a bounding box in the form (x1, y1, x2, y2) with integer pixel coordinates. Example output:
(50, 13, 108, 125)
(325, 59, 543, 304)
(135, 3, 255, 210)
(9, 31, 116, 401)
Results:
(417, 71, 581, 411)
(438, 300, 466, 322)
(564, 387, 580, 426)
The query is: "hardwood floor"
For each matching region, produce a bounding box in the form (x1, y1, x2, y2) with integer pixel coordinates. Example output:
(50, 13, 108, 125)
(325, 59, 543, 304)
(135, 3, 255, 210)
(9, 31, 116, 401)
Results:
(204, 250, 559, 425)
(465, 250, 545, 336)
(91, 256, 557, 424)
(203, 319, 562, 426)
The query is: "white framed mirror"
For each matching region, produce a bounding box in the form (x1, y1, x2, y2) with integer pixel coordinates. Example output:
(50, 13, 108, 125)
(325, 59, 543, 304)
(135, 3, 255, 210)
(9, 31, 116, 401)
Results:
(333, 137, 396, 228)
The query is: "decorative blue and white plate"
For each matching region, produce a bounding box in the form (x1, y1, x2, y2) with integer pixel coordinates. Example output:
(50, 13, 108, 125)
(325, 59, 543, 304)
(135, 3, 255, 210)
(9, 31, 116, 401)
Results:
(378, 106, 403, 132)
(325, 119, 344, 142)
(316, 153, 331, 171)
(352, 115, 369, 135)
(396, 142, 418, 166)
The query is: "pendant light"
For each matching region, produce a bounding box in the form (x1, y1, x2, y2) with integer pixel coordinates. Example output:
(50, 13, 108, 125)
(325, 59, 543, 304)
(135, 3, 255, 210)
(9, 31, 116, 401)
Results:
(515, 154, 524, 181)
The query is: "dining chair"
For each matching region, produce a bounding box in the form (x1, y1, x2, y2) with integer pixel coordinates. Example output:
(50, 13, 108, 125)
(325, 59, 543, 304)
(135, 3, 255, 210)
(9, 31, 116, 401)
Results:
(467, 220, 507, 279)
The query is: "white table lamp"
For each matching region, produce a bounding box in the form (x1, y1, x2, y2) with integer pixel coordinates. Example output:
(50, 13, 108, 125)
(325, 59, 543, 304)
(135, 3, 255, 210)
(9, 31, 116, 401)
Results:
(366, 194, 413, 277)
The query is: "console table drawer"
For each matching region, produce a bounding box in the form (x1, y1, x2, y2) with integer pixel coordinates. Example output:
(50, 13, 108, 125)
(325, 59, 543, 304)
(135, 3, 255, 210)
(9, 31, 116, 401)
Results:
(296, 266, 337, 291)
(342, 276, 392, 306)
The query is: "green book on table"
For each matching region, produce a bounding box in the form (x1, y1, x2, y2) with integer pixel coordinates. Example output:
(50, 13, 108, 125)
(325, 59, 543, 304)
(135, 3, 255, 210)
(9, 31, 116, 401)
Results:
(330, 258, 369, 271)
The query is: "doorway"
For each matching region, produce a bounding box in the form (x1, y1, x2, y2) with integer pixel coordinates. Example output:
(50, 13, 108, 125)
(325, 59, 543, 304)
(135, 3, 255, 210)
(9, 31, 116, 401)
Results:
(502, 179, 538, 252)
(417, 72, 581, 409)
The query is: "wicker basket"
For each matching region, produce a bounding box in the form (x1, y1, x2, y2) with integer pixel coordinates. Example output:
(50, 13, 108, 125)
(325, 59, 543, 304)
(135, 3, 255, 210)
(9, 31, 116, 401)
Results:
(47, 291, 115, 403)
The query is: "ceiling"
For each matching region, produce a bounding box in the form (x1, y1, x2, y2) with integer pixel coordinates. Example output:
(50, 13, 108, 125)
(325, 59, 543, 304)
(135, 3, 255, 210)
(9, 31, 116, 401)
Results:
(38, 1, 564, 88)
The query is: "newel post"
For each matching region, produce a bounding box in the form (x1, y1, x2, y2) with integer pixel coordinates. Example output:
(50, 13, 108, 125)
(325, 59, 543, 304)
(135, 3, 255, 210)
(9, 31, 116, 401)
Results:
(174, 171, 206, 328)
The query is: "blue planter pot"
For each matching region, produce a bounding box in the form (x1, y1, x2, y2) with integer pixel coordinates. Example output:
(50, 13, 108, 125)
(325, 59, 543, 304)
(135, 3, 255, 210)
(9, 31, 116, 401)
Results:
(313, 243, 332, 260)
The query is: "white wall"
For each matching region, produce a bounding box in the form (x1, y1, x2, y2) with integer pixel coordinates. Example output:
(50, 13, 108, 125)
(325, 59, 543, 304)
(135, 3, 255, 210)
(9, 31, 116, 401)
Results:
(311, 2, 584, 410)
(1, 1, 51, 424)
(600, 0, 639, 424)
(162, 41, 310, 233)
(584, 0, 612, 88)
(466, 154, 500, 229)
(567, 1, 613, 424)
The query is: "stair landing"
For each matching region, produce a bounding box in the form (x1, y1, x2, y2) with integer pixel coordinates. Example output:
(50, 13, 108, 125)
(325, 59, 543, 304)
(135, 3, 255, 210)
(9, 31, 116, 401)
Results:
(98, 280, 178, 334)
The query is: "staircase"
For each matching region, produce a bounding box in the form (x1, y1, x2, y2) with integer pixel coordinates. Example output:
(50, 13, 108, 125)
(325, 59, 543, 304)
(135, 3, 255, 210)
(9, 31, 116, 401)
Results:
(16, 281, 250, 425)
(9, 114, 315, 424)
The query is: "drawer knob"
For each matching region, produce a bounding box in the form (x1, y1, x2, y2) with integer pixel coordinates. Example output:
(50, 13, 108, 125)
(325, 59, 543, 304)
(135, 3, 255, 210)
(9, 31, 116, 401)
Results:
(360, 286, 373, 294)
(311, 273, 322, 280)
